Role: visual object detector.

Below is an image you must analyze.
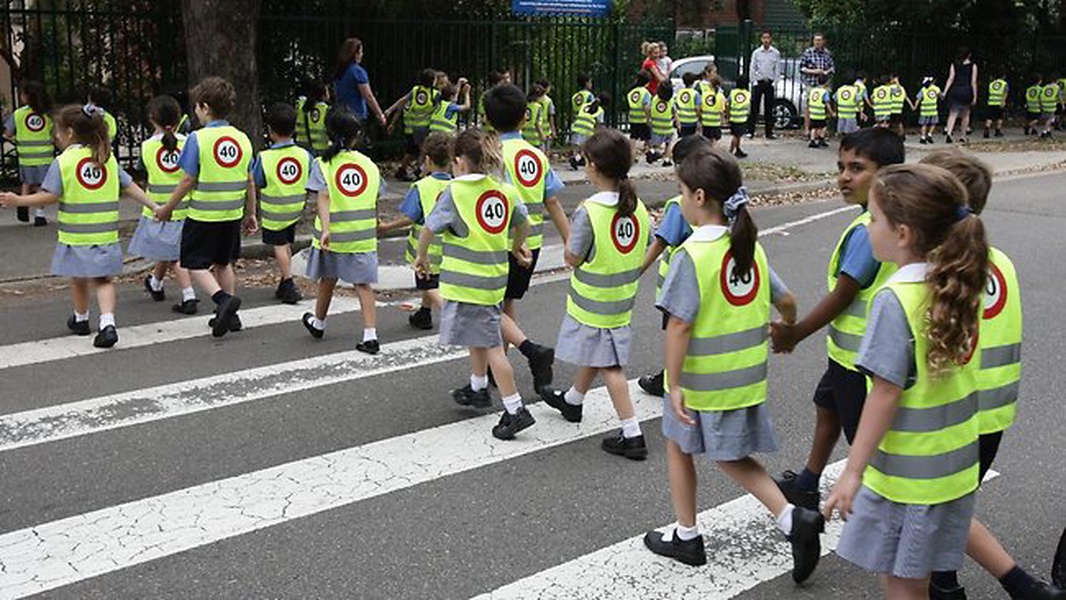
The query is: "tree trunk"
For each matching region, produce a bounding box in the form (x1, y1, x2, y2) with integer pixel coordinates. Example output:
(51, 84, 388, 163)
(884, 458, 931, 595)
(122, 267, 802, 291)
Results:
(180, 0, 262, 143)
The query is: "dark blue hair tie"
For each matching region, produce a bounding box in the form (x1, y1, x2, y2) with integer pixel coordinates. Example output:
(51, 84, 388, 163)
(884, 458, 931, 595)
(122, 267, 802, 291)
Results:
(955, 204, 972, 222)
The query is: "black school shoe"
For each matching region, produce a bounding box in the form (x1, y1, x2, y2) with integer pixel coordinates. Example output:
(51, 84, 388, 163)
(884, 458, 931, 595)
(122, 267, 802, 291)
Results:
(172, 299, 199, 315)
(1020, 582, 1066, 600)
(275, 278, 302, 304)
(452, 383, 492, 408)
(929, 583, 967, 600)
(527, 344, 555, 392)
(601, 431, 648, 460)
(93, 325, 118, 349)
(788, 507, 825, 584)
(541, 388, 582, 422)
(67, 315, 91, 336)
(643, 528, 706, 566)
(210, 296, 241, 338)
(16, 206, 29, 222)
(774, 470, 820, 511)
(408, 306, 433, 330)
(34, 215, 46, 226)
(491, 407, 535, 440)
(356, 339, 380, 355)
(143, 276, 166, 302)
(1054, 526, 1066, 588)
(301, 312, 324, 339)
(208, 313, 242, 332)
(734, 149, 748, 158)
(638, 370, 665, 396)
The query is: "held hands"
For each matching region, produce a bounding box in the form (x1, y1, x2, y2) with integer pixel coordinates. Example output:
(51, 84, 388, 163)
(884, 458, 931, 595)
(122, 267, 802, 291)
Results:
(154, 204, 173, 222)
(823, 468, 862, 522)
(512, 244, 533, 268)
(243, 214, 258, 235)
(0, 191, 20, 207)
(769, 321, 799, 353)
(377, 113, 388, 127)
(669, 388, 696, 426)
(412, 254, 430, 279)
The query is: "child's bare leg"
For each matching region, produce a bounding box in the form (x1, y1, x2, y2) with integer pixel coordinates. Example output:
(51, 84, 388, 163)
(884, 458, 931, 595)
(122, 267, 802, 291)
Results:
(667, 440, 698, 527)
(470, 346, 489, 377)
(354, 283, 377, 329)
(273, 244, 292, 280)
(717, 456, 788, 516)
(486, 346, 518, 397)
(71, 278, 91, 315)
(173, 263, 193, 291)
(93, 277, 116, 316)
(152, 261, 169, 281)
(882, 574, 929, 600)
(601, 366, 635, 421)
(315, 278, 337, 320)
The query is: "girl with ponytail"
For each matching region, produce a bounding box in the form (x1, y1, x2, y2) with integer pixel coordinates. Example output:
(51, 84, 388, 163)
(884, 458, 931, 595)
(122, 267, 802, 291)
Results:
(541, 129, 651, 459)
(826, 163, 990, 598)
(645, 146, 819, 580)
(4, 80, 54, 224)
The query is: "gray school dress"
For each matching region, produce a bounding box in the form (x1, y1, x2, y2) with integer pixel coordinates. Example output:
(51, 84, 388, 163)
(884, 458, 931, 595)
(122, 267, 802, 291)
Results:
(424, 174, 529, 349)
(837, 117, 859, 134)
(303, 157, 379, 284)
(655, 225, 787, 461)
(835, 273, 977, 577)
(128, 217, 184, 262)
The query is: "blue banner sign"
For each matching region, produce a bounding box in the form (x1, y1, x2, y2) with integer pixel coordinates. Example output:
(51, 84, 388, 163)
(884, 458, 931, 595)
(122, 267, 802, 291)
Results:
(512, 0, 611, 17)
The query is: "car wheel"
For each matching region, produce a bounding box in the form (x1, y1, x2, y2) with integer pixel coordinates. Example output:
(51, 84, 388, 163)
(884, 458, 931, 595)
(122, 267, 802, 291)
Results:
(773, 101, 798, 130)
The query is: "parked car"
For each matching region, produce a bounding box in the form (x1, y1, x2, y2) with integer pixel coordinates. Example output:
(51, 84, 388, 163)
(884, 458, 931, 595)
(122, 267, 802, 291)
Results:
(668, 55, 806, 130)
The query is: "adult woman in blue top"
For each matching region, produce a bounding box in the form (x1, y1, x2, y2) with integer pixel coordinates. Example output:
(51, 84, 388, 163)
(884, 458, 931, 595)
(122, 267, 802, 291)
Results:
(943, 46, 978, 144)
(333, 38, 387, 127)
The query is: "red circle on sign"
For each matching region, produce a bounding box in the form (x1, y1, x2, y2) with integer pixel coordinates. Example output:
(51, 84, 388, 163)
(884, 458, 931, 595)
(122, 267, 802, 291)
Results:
(513, 149, 543, 188)
(75, 156, 107, 190)
(25, 113, 45, 132)
(276, 157, 303, 185)
(475, 190, 509, 234)
(983, 262, 1007, 320)
(630, 91, 640, 103)
(719, 250, 761, 306)
(736, 93, 747, 103)
(610, 212, 640, 254)
(213, 136, 243, 168)
(656, 100, 667, 113)
(334, 163, 368, 197)
(155, 146, 180, 174)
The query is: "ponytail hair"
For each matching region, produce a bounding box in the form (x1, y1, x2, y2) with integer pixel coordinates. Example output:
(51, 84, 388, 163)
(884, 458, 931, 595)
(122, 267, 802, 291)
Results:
(677, 147, 757, 274)
(56, 104, 111, 165)
(21, 80, 51, 115)
(454, 128, 502, 176)
(321, 108, 362, 163)
(581, 129, 637, 216)
(147, 95, 182, 152)
(873, 164, 989, 373)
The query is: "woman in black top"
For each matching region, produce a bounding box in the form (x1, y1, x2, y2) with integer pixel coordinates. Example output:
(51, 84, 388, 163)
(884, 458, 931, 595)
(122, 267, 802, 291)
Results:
(943, 46, 978, 143)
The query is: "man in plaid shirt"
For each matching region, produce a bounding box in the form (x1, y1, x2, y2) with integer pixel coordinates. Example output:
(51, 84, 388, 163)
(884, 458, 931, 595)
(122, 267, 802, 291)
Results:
(800, 33, 835, 87)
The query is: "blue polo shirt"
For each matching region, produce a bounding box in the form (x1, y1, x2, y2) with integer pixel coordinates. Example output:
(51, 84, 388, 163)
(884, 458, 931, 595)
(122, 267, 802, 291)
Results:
(334, 62, 370, 120)
(399, 172, 452, 224)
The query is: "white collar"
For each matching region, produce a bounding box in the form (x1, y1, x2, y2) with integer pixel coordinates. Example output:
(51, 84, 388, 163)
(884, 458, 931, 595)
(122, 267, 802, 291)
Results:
(453, 174, 487, 182)
(887, 262, 929, 284)
(687, 224, 728, 242)
(586, 191, 618, 207)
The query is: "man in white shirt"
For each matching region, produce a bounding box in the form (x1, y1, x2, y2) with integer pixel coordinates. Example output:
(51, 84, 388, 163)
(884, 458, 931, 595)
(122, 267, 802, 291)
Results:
(748, 31, 782, 139)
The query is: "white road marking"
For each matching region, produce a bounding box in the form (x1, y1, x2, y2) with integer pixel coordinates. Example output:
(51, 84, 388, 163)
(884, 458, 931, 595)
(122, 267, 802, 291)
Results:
(0, 382, 661, 598)
(759, 204, 859, 237)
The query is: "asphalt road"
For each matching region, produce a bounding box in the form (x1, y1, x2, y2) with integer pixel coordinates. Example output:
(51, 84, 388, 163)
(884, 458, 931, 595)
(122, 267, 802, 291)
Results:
(0, 171, 1062, 599)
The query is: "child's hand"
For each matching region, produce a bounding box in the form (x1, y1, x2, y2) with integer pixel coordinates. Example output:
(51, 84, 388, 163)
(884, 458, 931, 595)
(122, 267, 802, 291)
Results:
(154, 204, 173, 222)
(769, 321, 798, 353)
(512, 245, 533, 268)
(318, 229, 331, 251)
(412, 255, 430, 278)
(0, 192, 19, 207)
(823, 468, 861, 522)
(243, 214, 258, 235)
(669, 388, 695, 426)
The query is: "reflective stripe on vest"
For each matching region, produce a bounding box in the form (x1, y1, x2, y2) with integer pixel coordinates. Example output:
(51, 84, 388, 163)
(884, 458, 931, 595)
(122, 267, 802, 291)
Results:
(566, 199, 649, 329)
(835, 85, 859, 119)
(977, 247, 1022, 434)
(311, 150, 380, 254)
(807, 87, 828, 120)
(13, 106, 55, 166)
(438, 177, 517, 306)
(56, 146, 121, 246)
(862, 281, 980, 505)
(294, 97, 308, 142)
(502, 137, 549, 250)
(826, 212, 898, 370)
(663, 235, 771, 411)
(571, 90, 594, 115)
(404, 86, 436, 129)
(627, 87, 650, 124)
(650, 97, 674, 135)
(675, 88, 699, 125)
(700, 90, 724, 127)
(571, 106, 601, 136)
(429, 101, 458, 133)
(190, 126, 253, 222)
(873, 86, 892, 118)
(405, 175, 451, 274)
(729, 89, 750, 123)
(1026, 86, 1043, 112)
(988, 80, 1007, 107)
(920, 86, 941, 117)
(522, 102, 544, 145)
(1040, 84, 1060, 112)
(259, 145, 310, 231)
(141, 136, 188, 220)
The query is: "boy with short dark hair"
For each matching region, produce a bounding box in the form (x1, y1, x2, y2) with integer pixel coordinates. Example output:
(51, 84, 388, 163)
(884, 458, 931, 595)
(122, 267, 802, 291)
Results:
(155, 76, 255, 338)
(806, 73, 834, 148)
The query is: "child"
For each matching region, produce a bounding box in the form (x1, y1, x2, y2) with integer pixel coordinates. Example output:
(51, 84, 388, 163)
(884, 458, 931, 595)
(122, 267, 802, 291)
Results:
(252, 102, 312, 305)
(1025, 74, 1044, 136)
(415, 128, 536, 440)
(656, 41, 673, 81)
(295, 79, 330, 155)
(675, 73, 701, 138)
(300, 110, 380, 353)
(377, 131, 453, 330)
(571, 74, 595, 123)
(0, 105, 155, 348)
(728, 76, 750, 158)
(626, 71, 653, 156)
(128, 95, 198, 314)
(428, 79, 471, 134)
(3, 80, 53, 226)
(385, 69, 438, 181)
(568, 94, 606, 170)
(824, 163, 989, 599)
(154, 76, 256, 339)
(485, 83, 564, 393)
(912, 76, 942, 144)
(522, 84, 548, 149)
(648, 81, 676, 165)
(806, 73, 834, 148)
(644, 146, 823, 582)
(1040, 72, 1060, 138)
(984, 71, 1008, 138)
(854, 71, 870, 125)
(871, 76, 893, 128)
(87, 87, 118, 142)
(698, 74, 725, 145)
(770, 128, 904, 510)
(834, 73, 861, 135)
(887, 74, 908, 137)
(541, 129, 651, 460)
(536, 79, 557, 153)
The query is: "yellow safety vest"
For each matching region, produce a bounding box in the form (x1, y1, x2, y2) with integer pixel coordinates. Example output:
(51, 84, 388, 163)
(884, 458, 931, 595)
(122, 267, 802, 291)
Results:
(189, 125, 252, 222)
(501, 136, 549, 250)
(567, 197, 649, 329)
(1026, 85, 1043, 112)
(664, 231, 771, 411)
(675, 88, 699, 125)
(863, 278, 980, 505)
(1040, 83, 1060, 113)
(522, 102, 545, 146)
(835, 85, 859, 119)
(871, 85, 892, 119)
(12, 105, 54, 167)
(889, 83, 906, 113)
(655, 195, 688, 298)
(311, 150, 380, 254)
(404, 85, 437, 132)
(571, 105, 602, 136)
(140, 135, 187, 220)
(919, 85, 941, 118)
(826, 211, 898, 371)
(258, 145, 310, 231)
(438, 175, 519, 306)
(729, 89, 750, 123)
(572, 90, 594, 115)
(56, 145, 120, 246)
(987, 80, 1008, 107)
(807, 86, 828, 120)
(296, 101, 330, 152)
(429, 101, 458, 133)
(404, 174, 451, 275)
(650, 97, 674, 135)
(102, 110, 118, 141)
(977, 247, 1022, 434)
(627, 87, 651, 124)
(700, 89, 725, 127)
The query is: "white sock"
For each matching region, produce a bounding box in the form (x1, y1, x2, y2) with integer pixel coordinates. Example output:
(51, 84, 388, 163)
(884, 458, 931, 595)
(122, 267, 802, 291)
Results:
(74, 311, 89, 322)
(33, 208, 44, 217)
(99, 313, 115, 329)
(776, 503, 795, 535)
(620, 416, 642, 438)
(564, 386, 584, 406)
(363, 327, 377, 342)
(675, 523, 700, 541)
(502, 393, 523, 415)
(181, 287, 196, 302)
(148, 275, 163, 292)
(311, 317, 326, 330)
(470, 374, 489, 392)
